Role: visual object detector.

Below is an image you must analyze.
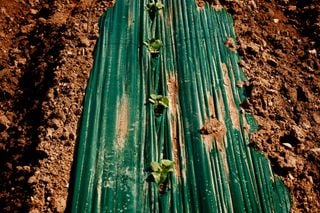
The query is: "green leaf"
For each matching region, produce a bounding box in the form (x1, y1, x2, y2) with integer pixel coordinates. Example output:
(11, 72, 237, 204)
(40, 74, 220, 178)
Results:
(149, 94, 169, 108)
(143, 41, 149, 46)
(155, 2, 164, 9)
(146, 2, 164, 11)
(152, 172, 161, 184)
(159, 97, 169, 108)
(161, 159, 174, 173)
(161, 159, 174, 168)
(150, 94, 158, 100)
(144, 39, 163, 54)
(159, 172, 167, 184)
(149, 39, 163, 51)
(148, 98, 155, 104)
(150, 161, 161, 172)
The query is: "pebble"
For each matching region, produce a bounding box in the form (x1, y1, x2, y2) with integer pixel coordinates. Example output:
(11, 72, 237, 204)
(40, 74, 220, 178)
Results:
(38, 17, 47, 24)
(0, 114, 11, 131)
(282, 143, 293, 149)
(30, 9, 38, 15)
(288, 5, 297, 11)
(288, 173, 294, 180)
(79, 36, 90, 47)
(308, 49, 317, 55)
(28, 176, 37, 184)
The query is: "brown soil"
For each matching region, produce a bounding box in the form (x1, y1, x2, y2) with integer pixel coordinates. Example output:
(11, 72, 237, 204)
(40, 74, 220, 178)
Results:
(0, 0, 114, 212)
(0, 0, 319, 212)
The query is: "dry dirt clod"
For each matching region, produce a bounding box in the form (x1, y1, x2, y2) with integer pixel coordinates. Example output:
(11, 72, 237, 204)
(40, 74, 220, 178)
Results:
(225, 37, 237, 52)
(28, 176, 37, 184)
(200, 117, 226, 137)
(79, 36, 91, 47)
(312, 112, 320, 124)
(0, 114, 11, 131)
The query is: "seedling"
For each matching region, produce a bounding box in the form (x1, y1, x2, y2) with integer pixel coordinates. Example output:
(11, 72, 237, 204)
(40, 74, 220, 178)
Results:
(146, 2, 164, 20)
(146, 159, 174, 193)
(149, 94, 169, 115)
(143, 39, 163, 56)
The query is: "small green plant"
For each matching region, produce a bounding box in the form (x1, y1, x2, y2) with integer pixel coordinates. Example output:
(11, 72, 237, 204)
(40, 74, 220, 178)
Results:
(144, 39, 163, 55)
(146, 159, 174, 193)
(146, 2, 164, 20)
(149, 94, 169, 115)
(149, 94, 169, 107)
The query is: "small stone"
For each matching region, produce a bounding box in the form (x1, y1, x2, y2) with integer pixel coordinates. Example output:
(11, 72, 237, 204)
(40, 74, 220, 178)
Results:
(23, 166, 31, 172)
(38, 17, 47, 24)
(28, 176, 37, 184)
(30, 9, 38, 15)
(249, 0, 257, 9)
(79, 36, 90, 47)
(288, 173, 294, 180)
(282, 143, 293, 149)
(0, 114, 11, 131)
(310, 148, 320, 154)
(46, 128, 54, 139)
(16, 166, 23, 171)
(41, 176, 50, 183)
(288, 5, 296, 11)
(21, 25, 30, 34)
(308, 49, 317, 55)
(15, 57, 27, 66)
(273, 19, 279, 23)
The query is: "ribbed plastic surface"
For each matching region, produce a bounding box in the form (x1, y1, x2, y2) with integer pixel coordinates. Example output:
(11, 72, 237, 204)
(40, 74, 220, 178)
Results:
(70, 0, 291, 212)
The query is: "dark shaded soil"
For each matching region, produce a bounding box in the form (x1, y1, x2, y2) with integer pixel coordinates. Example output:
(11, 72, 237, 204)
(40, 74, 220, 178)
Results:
(0, 0, 319, 212)
(0, 0, 113, 212)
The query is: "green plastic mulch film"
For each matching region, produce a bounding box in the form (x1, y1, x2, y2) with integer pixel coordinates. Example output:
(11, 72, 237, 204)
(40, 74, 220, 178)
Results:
(69, 0, 291, 212)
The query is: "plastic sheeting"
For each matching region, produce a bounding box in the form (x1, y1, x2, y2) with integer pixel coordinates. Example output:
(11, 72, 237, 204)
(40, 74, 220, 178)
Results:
(69, 0, 291, 212)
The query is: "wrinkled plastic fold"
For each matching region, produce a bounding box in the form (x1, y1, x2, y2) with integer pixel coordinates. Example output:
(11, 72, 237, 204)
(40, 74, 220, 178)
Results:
(70, 0, 291, 212)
